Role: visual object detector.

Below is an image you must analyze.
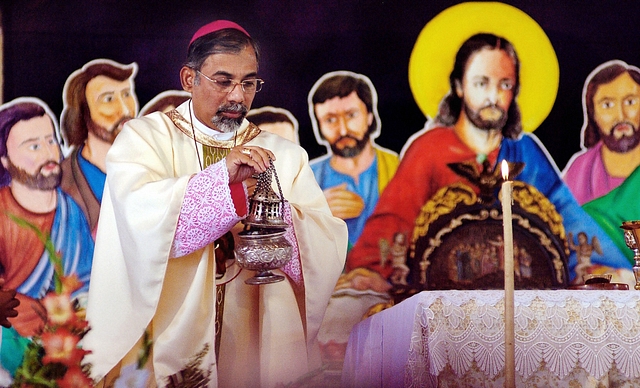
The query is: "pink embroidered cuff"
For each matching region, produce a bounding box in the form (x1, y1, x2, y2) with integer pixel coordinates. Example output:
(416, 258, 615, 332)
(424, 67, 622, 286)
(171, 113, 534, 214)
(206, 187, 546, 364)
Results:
(170, 161, 246, 257)
(281, 202, 304, 288)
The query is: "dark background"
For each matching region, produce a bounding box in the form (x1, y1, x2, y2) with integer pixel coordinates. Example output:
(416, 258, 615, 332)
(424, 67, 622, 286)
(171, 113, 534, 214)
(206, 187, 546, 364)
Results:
(2, 0, 639, 169)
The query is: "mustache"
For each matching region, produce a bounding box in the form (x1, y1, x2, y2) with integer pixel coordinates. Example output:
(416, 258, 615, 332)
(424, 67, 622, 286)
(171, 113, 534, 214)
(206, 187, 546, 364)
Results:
(218, 103, 248, 115)
(335, 135, 360, 144)
(111, 116, 133, 132)
(40, 160, 61, 170)
(5, 158, 61, 190)
(479, 103, 504, 112)
(612, 121, 636, 134)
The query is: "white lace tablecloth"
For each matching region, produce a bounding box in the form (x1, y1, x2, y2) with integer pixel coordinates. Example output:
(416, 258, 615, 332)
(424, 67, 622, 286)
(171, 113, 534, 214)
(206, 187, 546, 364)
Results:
(342, 290, 640, 388)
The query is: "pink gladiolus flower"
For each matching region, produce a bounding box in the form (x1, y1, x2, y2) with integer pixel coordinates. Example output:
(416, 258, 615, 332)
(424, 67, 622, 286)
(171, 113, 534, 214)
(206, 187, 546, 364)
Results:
(41, 328, 87, 366)
(57, 365, 94, 388)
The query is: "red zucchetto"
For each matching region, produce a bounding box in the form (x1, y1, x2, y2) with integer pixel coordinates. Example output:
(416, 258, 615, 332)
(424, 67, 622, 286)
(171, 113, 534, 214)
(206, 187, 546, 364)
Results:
(189, 20, 250, 46)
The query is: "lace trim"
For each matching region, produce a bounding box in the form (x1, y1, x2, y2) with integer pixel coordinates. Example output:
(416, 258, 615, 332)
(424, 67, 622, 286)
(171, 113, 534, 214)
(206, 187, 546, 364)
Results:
(405, 290, 640, 384)
(280, 203, 303, 289)
(170, 161, 244, 257)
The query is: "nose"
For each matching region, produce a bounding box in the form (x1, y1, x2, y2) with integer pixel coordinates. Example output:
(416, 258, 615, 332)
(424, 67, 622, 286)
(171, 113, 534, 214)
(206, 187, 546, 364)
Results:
(45, 141, 60, 160)
(226, 83, 245, 103)
(486, 85, 499, 104)
(117, 95, 132, 118)
(613, 102, 626, 122)
(337, 115, 349, 136)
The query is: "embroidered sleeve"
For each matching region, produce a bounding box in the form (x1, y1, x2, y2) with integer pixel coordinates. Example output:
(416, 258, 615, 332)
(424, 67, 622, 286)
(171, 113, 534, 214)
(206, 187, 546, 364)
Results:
(170, 160, 246, 258)
(281, 202, 304, 288)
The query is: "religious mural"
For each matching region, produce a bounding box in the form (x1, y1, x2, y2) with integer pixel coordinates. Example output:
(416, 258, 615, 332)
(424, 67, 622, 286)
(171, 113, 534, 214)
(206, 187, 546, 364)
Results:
(318, 2, 636, 376)
(307, 71, 399, 252)
(59, 59, 139, 235)
(0, 97, 94, 380)
(346, 2, 633, 288)
(0, 59, 139, 382)
(0, 0, 638, 385)
(562, 60, 640, 277)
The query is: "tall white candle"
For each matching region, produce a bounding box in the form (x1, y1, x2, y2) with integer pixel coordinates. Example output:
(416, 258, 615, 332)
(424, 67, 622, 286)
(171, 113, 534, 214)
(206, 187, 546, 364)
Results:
(501, 160, 515, 387)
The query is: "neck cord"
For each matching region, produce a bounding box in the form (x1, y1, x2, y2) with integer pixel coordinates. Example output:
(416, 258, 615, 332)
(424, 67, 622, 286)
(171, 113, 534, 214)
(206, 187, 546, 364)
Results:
(188, 100, 204, 172)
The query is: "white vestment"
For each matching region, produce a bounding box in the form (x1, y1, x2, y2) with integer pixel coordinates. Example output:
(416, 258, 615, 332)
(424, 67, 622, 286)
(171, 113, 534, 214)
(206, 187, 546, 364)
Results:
(83, 101, 347, 387)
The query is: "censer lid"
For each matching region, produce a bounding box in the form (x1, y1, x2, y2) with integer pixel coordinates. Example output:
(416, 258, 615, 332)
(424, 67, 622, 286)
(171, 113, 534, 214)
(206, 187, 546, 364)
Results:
(243, 162, 288, 228)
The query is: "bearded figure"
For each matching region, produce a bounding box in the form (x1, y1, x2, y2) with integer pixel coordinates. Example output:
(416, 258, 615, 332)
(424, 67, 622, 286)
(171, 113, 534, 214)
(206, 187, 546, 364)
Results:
(60, 59, 139, 232)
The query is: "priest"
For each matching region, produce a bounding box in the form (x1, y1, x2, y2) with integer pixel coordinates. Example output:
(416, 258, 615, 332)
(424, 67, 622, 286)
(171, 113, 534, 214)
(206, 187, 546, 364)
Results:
(83, 20, 347, 388)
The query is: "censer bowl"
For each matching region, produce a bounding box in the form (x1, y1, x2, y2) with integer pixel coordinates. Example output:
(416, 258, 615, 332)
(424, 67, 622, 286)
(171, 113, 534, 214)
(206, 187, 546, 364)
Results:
(234, 228, 292, 285)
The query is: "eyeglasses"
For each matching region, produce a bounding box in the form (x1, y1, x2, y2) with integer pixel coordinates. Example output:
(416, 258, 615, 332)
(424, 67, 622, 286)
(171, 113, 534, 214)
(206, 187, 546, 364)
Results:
(196, 70, 264, 94)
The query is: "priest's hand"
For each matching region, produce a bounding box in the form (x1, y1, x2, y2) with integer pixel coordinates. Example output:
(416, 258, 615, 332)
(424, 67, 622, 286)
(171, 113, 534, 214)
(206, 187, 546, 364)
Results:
(226, 146, 275, 184)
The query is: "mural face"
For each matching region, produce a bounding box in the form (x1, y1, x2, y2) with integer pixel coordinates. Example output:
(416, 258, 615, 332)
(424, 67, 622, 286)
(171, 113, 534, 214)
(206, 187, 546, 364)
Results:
(592, 72, 640, 153)
(85, 75, 136, 143)
(408, 2, 558, 133)
(3, 116, 61, 190)
(314, 91, 373, 157)
(458, 48, 516, 131)
(61, 59, 139, 150)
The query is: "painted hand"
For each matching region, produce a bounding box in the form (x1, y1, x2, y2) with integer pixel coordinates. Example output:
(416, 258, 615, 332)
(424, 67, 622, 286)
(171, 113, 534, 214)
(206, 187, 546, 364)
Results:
(323, 183, 365, 219)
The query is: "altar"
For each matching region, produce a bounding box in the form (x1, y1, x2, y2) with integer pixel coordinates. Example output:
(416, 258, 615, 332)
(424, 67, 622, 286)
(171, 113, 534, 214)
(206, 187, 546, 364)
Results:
(341, 290, 640, 387)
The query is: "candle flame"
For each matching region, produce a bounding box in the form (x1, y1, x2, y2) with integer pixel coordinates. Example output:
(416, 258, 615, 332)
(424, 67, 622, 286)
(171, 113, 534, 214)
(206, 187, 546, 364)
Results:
(501, 160, 509, 180)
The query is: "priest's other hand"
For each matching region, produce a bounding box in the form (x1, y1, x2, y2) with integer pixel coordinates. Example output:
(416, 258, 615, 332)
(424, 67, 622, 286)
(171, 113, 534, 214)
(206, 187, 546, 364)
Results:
(226, 146, 275, 184)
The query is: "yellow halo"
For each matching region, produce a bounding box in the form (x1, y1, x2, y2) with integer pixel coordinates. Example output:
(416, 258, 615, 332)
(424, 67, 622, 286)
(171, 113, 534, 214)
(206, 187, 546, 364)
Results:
(408, 2, 559, 133)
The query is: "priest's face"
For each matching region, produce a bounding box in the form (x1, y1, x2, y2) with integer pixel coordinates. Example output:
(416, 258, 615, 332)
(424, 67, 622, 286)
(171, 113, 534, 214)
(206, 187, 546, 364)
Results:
(85, 75, 137, 143)
(1, 115, 62, 190)
(186, 46, 258, 133)
(314, 91, 374, 158)
(593, 71, 640, 153)
(458, 48, 516, 131)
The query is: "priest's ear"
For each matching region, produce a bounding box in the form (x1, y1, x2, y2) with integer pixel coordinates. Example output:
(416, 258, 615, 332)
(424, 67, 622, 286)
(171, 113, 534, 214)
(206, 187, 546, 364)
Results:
(180, 66, 197, 93)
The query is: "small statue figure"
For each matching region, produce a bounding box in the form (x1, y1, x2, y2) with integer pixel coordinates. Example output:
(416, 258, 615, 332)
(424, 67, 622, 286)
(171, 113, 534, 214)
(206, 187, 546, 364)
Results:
(379, 238, 390, 268)
(568, 232, 602, 284)
(389, 232, 410, 286)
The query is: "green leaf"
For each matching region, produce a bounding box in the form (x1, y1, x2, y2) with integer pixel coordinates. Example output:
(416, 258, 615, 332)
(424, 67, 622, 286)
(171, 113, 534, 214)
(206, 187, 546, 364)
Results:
(7, 212, 63, 293)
